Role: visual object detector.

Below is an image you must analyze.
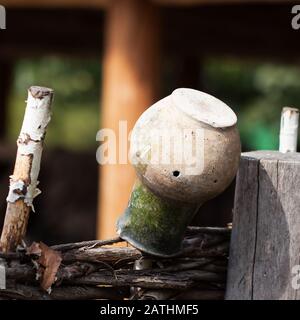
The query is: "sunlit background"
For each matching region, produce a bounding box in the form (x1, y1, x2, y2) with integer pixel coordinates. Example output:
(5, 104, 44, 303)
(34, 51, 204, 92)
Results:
(0, 1, 299, 244)
(8, 57, 101, 151)
(9, 57, 300, 150)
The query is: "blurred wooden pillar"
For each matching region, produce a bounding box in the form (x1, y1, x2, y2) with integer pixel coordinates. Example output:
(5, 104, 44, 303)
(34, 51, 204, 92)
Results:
(0, 60, 13, 139)
(98, 0, 160, 239)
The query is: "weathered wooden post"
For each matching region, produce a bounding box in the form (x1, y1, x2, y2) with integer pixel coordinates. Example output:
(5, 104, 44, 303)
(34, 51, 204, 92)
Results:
(226, 107, 300, 300)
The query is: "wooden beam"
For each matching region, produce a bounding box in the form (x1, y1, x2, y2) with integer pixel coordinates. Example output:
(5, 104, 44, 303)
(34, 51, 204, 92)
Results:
(155, 0, 295, 6)
(0, 0, 295, 9)
(1, 5, 300, 62)
(97, 0, 160, 239)
(0, 0, 107, 9)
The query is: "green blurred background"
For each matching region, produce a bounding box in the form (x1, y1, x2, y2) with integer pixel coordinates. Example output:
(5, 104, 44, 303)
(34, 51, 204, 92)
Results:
(7, 56, 300, 152)
(7, 57, 101, 151)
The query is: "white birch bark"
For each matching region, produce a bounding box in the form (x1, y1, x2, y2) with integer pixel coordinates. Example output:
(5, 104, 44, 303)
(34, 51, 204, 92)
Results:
(279, 107, 299, 153)
(1, 86, 54, 252)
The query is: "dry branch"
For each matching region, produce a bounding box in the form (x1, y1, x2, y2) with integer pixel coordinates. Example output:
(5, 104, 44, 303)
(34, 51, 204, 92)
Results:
(51, 237, 122, 252)
(0, 86, 54, 252)
(0, 227, 230, 300)
(1, 283, 127, 300)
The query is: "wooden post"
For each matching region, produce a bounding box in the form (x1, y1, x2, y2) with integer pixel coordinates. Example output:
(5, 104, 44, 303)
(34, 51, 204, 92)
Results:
(226, 150, 300, 299)
(0, 86, 54, 252)
(98, 0, 160, 239)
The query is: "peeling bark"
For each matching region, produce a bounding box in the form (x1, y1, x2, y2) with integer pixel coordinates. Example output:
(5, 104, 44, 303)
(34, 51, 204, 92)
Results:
(279, 107, 299, 153)
(0, 86, 54, 252)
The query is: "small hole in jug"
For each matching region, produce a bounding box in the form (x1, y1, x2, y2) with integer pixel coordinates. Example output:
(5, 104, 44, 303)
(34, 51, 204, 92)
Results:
(173, 170, 180, 177)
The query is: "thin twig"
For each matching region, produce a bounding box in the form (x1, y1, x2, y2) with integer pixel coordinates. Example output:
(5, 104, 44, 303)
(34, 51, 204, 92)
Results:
(51, 237, 123, 252)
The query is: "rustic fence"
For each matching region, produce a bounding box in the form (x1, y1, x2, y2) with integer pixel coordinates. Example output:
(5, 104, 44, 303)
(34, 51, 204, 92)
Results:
(0, 87, 299, 300)
(0, 227, 229, 300)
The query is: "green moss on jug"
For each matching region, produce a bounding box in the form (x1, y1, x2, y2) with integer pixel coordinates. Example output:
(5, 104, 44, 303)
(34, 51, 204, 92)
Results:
(117, 180, 197, 257)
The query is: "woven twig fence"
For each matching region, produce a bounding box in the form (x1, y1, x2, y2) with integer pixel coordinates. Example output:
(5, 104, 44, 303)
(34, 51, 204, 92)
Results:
(0, 226, 230, 300)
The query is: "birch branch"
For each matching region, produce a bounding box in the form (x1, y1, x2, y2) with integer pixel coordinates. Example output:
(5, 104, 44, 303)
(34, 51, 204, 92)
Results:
(279, 107, 299, 153)
(0, 86, 54, 252)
